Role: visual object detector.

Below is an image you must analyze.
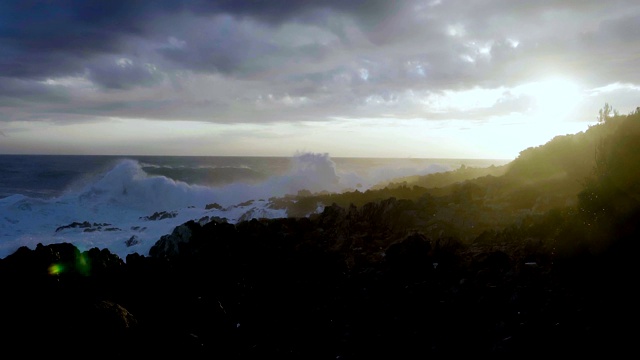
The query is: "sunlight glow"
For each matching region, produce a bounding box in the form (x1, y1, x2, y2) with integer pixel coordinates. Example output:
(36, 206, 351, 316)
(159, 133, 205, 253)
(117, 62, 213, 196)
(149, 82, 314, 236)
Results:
(516, 77, 583, 121)
(425, 87, 505, 111)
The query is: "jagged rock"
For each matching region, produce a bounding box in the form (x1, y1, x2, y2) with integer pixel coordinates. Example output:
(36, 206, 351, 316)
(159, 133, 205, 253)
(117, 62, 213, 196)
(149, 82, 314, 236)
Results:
(236, 200, 254, 207)
(84, 226, 121, 232)
(55, 221, 114, 232)
(316, 202, 347, 227)
(148, 220, 200, 258)
(91, 299, 138, 330)
(84, 246, 125, 271)
(125, 235, 140, 247)
(205, 202, 223, 210)
(55, 221, 92, 232)
(384, 232, 433, 274)
(237, 207, 272, 222)
(140, 211, 178, 221)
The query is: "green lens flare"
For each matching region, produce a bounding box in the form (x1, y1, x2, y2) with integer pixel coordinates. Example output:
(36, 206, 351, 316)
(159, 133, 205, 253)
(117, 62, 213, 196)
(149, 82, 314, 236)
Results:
(47, 253, 91, 276)
(76, 253, 91, 276)
(48, 263, 64, 275)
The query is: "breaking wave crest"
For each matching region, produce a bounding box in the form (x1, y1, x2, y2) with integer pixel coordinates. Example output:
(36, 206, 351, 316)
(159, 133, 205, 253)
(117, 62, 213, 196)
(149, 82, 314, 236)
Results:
(0, 152, 459, 260)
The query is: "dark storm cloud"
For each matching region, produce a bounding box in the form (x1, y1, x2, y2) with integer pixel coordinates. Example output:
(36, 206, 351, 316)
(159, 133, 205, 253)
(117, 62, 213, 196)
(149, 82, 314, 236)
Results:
(86, 56, 165, 90)
(1, 0, 640, 126)
(190, 0, 399, 26)
(0, 1, 150, 79)
(0, 77, 69, 104)
(155, 16, 282, 75)
(0, 0, 399, 79)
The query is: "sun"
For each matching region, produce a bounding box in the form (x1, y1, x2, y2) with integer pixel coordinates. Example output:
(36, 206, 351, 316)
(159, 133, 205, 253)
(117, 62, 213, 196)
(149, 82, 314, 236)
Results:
(516, 77, 583, 121)
(461, 76, 589, 159)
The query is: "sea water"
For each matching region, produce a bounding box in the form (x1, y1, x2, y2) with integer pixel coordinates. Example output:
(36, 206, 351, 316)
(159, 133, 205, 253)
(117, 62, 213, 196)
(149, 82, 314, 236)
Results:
(0, 153, 508, 260)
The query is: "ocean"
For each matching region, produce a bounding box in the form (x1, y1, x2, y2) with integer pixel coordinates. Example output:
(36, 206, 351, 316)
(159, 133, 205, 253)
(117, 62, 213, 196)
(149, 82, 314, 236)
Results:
(0, 153, 509, 260)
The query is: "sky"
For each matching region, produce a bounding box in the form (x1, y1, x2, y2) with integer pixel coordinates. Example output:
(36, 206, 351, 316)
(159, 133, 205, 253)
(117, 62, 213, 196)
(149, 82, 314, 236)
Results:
(1, 0, 640, 159)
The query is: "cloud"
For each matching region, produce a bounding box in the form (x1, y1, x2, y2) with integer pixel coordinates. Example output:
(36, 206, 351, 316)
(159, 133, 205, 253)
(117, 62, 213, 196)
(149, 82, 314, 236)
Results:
(189, 0, 401, 27)
(0, 0, 639, 130)
(0, 77, 67, 100)
(86, 56, 165, 90)
(0, 0, 397, 79)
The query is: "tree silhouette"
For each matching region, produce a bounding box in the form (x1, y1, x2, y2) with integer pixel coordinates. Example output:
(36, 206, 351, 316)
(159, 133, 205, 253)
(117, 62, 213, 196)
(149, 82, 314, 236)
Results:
(597, 102, 618, 123)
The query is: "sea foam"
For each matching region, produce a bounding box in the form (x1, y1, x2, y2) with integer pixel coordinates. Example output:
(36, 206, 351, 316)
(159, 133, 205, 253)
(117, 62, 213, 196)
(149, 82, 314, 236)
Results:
(0, 152, 454, 260)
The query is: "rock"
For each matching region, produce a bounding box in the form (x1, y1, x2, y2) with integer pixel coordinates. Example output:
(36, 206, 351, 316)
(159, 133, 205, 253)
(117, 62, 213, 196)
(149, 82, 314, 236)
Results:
(125, 235, 140, 247)
(55, 220, 92, 232)
(148, 220, 200, 258)
(140, 211, 178, 221)
(205, 202, 223, 210)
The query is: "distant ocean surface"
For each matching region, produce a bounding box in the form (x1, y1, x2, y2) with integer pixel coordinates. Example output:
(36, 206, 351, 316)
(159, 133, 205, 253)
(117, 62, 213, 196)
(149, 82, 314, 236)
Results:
(0, 153, 509, 260)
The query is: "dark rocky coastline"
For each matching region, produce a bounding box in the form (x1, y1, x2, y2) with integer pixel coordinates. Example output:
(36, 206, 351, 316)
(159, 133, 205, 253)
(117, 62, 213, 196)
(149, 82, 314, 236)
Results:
(0, 200, 635, 357)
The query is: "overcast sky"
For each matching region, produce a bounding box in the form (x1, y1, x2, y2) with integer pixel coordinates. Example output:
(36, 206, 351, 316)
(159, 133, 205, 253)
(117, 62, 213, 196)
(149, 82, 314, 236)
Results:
(1, 0, 639, 159)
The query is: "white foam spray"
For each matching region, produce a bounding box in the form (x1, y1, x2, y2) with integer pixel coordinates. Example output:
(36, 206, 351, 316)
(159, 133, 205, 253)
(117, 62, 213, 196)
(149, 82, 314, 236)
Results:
(0, 152, 454, 260)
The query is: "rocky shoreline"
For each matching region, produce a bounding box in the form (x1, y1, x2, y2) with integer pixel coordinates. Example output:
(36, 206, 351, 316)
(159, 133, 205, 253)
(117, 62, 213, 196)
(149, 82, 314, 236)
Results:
(0, 198, 635, 357)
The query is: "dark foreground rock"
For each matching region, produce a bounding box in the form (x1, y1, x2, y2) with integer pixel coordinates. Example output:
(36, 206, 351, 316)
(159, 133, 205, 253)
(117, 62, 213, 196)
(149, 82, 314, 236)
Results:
(0, 200, 636, 358)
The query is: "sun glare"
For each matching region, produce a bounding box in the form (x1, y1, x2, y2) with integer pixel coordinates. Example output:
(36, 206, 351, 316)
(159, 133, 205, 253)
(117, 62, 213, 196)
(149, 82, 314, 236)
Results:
(516, 77, 583, 121)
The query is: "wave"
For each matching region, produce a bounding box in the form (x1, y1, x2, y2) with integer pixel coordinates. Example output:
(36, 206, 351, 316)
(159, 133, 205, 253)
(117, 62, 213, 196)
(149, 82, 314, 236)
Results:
(73, 159, 217, 212)
(0, 152, 454, 260)
(141, 165, 266, 187)
(139, 161, 253, 170)
(71, 152, 344, 210)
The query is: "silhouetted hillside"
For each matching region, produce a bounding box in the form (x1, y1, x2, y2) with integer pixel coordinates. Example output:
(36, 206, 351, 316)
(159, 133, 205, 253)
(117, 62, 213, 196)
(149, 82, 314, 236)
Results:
(383, 112, 621, 210)
(373, 162, 509, 191)
(280, 107, 637, 240)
